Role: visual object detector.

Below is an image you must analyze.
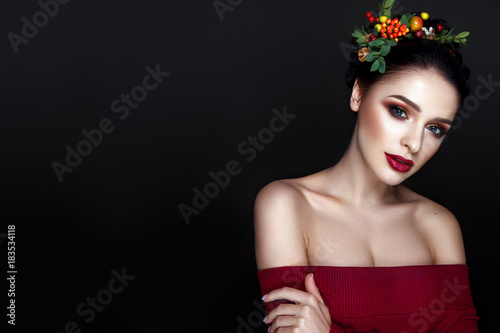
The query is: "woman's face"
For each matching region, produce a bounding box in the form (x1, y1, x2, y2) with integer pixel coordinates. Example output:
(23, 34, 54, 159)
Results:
(350, 68, 460, 185)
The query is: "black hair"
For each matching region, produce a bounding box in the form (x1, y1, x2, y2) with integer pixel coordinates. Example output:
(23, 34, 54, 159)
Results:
(345, 14, 470, 105)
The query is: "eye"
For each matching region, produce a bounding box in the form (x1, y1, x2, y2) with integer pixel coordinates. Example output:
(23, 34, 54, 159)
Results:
(427, 125, 447, 138)
(389, 105, 408, 119)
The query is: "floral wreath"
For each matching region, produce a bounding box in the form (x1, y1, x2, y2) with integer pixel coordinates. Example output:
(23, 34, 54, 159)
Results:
(352, 0, 469, 73)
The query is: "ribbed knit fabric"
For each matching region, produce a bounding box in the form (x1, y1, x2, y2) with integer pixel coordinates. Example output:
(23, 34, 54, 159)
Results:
(257, 265, 478, 332)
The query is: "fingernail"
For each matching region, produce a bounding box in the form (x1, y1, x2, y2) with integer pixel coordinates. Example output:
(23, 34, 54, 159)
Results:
(267, 326, 270, 332)
(263, 315, 267, 323)
(261, 294, 268, 300)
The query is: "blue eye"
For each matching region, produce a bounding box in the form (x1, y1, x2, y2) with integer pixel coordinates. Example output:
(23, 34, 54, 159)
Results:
(390, 105, 408, 119)
(428, 125, 447, 138)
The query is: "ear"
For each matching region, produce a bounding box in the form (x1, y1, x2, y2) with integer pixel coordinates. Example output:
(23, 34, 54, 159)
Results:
(350, 78, 362, 112)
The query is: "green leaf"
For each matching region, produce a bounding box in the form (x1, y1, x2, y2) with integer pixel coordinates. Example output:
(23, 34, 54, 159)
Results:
(401, 15, 409, 27)
(371, 59, 381, 72)
(369, 39, 384, 47)
(357, 36, 367, 44)
(378, 3, 385, 16)
(384, 9, 391, 17)
(389, 39, 397, 46)
(380, 45, 391, 56)
(378, 57, 386, 73)
(443, 27, 455, 39)
(456, 31, 470, 38)
(385, 0, 395, 8)
(352, 31, 364, 38)
(366, 52, 379, 62)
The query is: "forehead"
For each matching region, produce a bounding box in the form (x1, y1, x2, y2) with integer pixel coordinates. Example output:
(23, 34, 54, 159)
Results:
(366, 69, 460, 119)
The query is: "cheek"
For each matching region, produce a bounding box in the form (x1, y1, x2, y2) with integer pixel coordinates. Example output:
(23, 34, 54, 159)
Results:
(359, 104, 392, 145)
(419, 140, 442, 164)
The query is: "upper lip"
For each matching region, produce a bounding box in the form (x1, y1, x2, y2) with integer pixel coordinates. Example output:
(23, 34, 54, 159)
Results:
(386, 153, 414, 166)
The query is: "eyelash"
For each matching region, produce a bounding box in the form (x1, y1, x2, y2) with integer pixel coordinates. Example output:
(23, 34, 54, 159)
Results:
(388, 105, 448, 138)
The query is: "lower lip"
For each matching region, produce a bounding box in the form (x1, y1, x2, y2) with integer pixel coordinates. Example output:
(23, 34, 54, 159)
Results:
(385, 153, 413, 173)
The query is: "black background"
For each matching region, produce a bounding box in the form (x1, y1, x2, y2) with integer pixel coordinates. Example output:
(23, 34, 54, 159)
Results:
(1, 0, 499, 332)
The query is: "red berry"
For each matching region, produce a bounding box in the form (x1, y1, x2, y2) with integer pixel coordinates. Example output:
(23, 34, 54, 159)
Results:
(415, 30, 424, 38)
(368, 34, 377, 42)
(366, 12, 373, 18)
(436, 23, 444, 33)
(375, 17, 380, 22)
(368, 16, 375, 22)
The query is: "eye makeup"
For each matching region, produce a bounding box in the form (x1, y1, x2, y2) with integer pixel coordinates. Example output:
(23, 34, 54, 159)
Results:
(385, 102, 450, 138)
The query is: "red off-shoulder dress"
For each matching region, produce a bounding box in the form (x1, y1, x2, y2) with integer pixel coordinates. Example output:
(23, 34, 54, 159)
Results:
(257, 265, 478, 332)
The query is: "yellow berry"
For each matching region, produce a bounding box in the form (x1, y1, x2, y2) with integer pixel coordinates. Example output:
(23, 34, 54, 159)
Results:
(421, 12, 429, 20)
(375, 24, 382, 32)
(380, 15, 388, 23)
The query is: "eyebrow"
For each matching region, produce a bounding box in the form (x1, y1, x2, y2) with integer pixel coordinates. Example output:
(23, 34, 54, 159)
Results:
(387, 94, 453, 126)
(388, 95, 421, 112)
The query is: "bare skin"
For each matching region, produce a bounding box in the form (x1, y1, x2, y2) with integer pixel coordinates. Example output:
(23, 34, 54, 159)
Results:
(254, 69, 467, 332)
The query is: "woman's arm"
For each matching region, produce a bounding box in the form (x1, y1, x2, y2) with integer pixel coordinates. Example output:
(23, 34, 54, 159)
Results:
(254, 180, 309, 271)
(418, 201, 479, 331)
(254, 181, 353, 332)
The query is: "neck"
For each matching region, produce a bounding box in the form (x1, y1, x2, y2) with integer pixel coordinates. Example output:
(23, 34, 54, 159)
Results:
(322, 128, 397, 206)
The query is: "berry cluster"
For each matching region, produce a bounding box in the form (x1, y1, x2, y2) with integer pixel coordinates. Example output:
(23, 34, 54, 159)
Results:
(366, 12, 410, 42)
(380, 18, 409, 42)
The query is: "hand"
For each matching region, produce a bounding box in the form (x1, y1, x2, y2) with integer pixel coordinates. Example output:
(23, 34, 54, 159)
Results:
(263, 273, 332, 333)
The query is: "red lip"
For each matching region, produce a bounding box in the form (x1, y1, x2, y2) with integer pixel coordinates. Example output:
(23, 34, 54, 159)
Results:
(385, 153, 414, 173)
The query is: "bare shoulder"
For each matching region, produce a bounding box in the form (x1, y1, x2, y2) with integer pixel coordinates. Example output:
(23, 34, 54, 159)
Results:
(398, 186, 466, 265)
(254, 179, 310, 271)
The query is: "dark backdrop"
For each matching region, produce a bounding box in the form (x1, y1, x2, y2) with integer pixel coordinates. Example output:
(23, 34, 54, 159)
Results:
(1, 0, 499, 332)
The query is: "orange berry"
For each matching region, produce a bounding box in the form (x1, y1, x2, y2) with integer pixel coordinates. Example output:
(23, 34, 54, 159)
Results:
(381, 28, 386, 33)
(395, 38, 399, 42)
(398, 32, 402, 36)
(382, 23, 387, 28)
(387, 19, 391, 24)
(394, 27, 399, 32)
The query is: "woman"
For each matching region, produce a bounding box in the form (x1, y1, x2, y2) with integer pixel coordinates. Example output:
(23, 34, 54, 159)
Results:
(254, 2, 479, 332)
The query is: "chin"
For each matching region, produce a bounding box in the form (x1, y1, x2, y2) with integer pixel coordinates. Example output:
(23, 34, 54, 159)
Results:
(378, 168, 415, 186)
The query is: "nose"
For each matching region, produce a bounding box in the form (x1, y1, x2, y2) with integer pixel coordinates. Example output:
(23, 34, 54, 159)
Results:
(401, 126, 423, 153)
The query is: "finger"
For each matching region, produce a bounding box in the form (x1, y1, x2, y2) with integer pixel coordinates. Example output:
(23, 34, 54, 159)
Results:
(264, 303, 299, 324)
(304, 273, 325, 304)
(269, 327, 296, 333)
(263, 286, 316, 305)
(266, 315, 297, 333)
